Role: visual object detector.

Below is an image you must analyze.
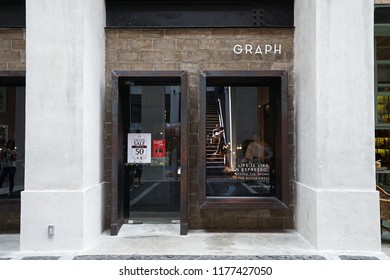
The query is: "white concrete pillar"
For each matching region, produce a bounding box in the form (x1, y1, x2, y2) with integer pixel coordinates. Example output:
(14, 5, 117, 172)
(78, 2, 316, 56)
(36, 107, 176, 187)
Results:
(294, 0, 381, 250)
(21, 0, 106, 251)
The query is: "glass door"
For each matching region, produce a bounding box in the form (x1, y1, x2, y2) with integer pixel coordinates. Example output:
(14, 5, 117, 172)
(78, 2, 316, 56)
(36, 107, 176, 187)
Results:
(125, 84, 181, 223)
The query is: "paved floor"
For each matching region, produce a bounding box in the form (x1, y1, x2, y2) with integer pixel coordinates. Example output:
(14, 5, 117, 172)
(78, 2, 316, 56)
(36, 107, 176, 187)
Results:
(1, 225, 390, 260)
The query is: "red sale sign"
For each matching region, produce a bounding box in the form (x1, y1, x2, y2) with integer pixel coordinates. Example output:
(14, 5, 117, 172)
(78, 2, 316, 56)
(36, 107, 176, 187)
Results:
(153, 139, 166, 158)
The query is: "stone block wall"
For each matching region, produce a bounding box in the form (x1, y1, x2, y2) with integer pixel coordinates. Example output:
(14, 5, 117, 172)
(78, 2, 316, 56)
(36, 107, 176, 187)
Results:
(105, 28, 295, 230)
(0, 28, 26, 71)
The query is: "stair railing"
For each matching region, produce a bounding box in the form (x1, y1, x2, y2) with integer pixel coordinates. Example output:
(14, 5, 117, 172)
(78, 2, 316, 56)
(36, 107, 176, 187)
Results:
(217, 98, 224, 130)
(216, 91, 227, 166)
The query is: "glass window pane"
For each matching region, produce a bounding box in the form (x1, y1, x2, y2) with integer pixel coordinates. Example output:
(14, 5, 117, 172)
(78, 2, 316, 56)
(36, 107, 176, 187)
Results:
(378, 86, 390, 93)
(127, 85, 181, 218)
(0, 86, 25, 199)
(376, 36, 390, 61)
(377, 95, 390, 124)
(206, 86, 275, 197)
(378, 64, 390, 84)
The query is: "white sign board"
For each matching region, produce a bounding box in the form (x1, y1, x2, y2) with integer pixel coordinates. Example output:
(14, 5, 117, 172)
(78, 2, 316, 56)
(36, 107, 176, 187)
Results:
(127, 133, 151, 163)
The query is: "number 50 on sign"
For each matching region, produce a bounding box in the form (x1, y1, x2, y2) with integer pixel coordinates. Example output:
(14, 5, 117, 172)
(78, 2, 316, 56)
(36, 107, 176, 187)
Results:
(127, 133, 151, 163)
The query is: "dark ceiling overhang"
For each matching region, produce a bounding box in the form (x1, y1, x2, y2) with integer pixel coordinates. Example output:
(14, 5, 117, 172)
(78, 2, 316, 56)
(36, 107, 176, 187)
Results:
(0, 0, 25, 28)
(0, 71, 25, 86)
(106, 0, 294, 28)
(2, 1, 389, 29)
(0, 1, 294, 29)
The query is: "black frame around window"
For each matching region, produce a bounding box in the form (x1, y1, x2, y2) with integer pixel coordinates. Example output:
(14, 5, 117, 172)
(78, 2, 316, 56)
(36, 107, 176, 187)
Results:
(199, 70, 288, 209)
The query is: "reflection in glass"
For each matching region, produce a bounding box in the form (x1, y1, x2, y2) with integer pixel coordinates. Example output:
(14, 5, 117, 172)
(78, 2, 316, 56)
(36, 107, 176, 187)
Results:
(375, 36, 390, 126)
(206, 86, 275, 197)
(376, 37, 390, 61)
(126, 85, 181, 220)
(378, 64, 390, 84)
(0, 87, 25, 199)
(377, 95, 390, 124)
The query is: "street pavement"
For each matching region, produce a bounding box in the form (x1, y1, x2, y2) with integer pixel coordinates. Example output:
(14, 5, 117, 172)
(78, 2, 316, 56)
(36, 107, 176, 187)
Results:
(0, 225, 389, 260)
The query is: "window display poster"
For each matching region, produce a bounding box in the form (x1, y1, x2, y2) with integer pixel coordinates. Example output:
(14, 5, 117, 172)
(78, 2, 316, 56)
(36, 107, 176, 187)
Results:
(127, 133, 151, 163)
(233, 163, 270, 182)
(152, 139, 166, 158)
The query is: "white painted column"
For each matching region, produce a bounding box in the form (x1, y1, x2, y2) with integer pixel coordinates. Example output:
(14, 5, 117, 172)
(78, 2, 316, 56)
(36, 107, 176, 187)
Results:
(21, 0, 106, 251)
(294, 0, 381, 251)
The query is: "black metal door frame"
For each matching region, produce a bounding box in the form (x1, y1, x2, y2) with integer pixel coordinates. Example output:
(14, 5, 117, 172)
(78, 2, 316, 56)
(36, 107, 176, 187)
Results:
(110, 70, 188, 235)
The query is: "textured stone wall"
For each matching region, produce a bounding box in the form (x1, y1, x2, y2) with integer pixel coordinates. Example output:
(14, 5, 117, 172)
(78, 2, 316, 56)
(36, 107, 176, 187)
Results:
(0, 28, 25, 71)
(105, 28, 295, 230)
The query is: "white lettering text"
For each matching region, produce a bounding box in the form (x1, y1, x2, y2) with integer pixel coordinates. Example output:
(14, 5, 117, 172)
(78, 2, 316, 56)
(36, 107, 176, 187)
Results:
(233, 44, 283, 55)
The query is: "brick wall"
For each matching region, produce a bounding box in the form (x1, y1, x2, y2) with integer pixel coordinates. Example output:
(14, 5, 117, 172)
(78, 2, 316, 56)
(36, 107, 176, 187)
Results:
(105, 28, 295, 230)
(0, 28, 26, 71)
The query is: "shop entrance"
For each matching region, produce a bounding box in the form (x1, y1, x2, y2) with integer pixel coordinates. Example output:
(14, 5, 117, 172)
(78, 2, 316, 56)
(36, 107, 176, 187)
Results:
(125, 84, 181, 223)
(111, 71, 188, 235)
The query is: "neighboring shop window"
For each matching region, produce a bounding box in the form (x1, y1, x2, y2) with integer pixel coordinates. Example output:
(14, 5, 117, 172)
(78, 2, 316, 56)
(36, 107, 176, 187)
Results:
(374, 23, 390, 169)
(199, 71, 289, 209)
(0, 84, 25, 200)
(375, 36, 390, 127)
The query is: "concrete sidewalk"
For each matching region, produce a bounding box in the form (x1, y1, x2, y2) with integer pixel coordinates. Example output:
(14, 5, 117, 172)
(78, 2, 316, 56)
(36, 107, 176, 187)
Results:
(1, 225, 390, 260)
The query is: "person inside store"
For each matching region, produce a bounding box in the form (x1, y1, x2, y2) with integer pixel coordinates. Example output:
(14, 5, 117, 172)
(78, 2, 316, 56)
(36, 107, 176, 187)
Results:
(212, 124, 225, 154)
(241, 135, 275, 195)
(134, 163, 144, 186)
(0, 139, 17, 198)
(244, 135, 273, 164)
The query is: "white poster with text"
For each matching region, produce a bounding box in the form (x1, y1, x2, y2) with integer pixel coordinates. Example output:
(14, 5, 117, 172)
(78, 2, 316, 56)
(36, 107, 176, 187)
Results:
(127, 133, 151, 163)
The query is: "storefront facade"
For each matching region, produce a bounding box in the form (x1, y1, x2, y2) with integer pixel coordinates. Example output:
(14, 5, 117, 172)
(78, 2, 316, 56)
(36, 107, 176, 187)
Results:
(0, 0, 386, 252)
(107, 26, 294, 235)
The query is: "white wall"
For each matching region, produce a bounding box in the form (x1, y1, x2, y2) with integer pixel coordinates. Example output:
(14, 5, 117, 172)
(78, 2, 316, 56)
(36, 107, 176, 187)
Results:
(21, 0, 106, 251)
(294, 0, 381, 251)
